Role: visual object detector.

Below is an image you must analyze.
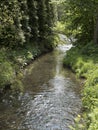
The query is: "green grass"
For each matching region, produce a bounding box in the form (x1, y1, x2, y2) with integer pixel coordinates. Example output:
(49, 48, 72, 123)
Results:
(63, 42, 98, 130)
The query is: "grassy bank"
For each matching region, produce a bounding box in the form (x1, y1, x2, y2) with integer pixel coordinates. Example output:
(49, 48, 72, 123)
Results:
(0, 35, 59, 94)
(63, 42, 98, 130)
(0, 44, 41, 93)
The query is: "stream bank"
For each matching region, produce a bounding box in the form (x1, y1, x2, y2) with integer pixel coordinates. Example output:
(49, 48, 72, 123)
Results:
(0, 40, 55, 95)
(63, 43, 98, 129)
(0, 44, 82, 130)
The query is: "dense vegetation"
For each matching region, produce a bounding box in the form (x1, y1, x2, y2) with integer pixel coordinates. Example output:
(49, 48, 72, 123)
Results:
(61, 0, 98, 129)
(64, 43, 98, 130)
(0, 0, 56, 93)
(0, 0, 98, 129)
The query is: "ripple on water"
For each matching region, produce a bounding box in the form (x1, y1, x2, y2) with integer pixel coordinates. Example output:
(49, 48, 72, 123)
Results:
(17, 75, 81, 130)
(0, 44, 82, 130)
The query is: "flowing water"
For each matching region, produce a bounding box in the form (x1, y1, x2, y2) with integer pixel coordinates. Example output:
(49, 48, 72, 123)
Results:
(0, 43, 82, 130)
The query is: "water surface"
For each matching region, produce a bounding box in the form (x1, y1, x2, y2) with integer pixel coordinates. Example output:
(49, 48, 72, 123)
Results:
(0, 44, 82, 130)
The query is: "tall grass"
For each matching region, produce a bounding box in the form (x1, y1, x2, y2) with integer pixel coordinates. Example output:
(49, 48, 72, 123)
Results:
(63, 42, 98, 130)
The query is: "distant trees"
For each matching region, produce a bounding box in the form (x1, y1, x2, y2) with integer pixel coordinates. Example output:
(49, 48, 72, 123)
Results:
(61, 0, 98, 44)
(0, 0, 55, 49)
(1, 0, 97, 47)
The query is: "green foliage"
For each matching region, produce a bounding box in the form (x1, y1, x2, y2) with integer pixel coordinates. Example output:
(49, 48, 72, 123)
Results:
(53, 34, 61, 46)
(0, 0, 55, 48)
(0, 60, 14, 89)
(0, 48, 24, 92)
(53, 21, 65, 33)
(62, 1, 98, 129)
(63, 47, 80, 71)
(76, 60, 94, 78)
(63, 42, 98, 130)
(11, 78, 23, 92)
(0, 49, 13, 85)
(27, 0, 38, 41)
(0, 0, 26, 48)
(81, 41, 98, 56)
(61, 0, 98, 44)
(37, 0, 52, 40)
(0, 44, 42, 92)
(69, 115, 85, 130)
(88, 108, 98, 130)
(0, 0, 56, 93)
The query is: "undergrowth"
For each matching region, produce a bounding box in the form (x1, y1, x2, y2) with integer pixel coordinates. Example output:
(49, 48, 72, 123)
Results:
(0, 32, 60, 94)
(0, 41, 53, 93)
(0, 45, 40, 93)
(63, 41, 98, 130)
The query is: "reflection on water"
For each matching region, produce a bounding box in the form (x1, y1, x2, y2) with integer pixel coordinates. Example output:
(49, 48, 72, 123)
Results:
(0, 44, 82, 130)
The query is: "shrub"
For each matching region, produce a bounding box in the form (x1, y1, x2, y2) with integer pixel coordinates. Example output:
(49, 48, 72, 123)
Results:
(88, 107, 98, 130)
(63, 42, 98, 130)
(53, 21, 65, 33)
(0, 61, 14, 89)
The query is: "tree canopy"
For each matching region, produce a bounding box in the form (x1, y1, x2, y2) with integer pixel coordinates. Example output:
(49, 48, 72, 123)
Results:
(57, 0, 98, 44)
(0, 0, 55, 48)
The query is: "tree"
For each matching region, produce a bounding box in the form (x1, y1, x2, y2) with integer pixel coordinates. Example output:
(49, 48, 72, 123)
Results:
(27, 0, 39, 41)
(45, 0, 53, 34)
(0, 0, 26, 48)
(19, 0, 30, 43)
(0, 0, 55, 48)
(62, 0, 98, 44)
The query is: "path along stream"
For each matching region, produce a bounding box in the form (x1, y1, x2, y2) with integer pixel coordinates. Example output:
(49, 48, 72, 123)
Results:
(0, 38, 82, 130)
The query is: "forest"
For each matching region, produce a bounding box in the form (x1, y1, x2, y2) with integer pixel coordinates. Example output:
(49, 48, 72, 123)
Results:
(0, 0, 98, 130)
(0, 0, 56, 92)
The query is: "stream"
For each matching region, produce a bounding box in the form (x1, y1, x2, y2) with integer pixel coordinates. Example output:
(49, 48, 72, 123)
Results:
(0, 40, 82, 130)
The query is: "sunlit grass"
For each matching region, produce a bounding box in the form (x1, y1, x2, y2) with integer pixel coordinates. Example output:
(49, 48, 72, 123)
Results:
(63, 42, 98, 130)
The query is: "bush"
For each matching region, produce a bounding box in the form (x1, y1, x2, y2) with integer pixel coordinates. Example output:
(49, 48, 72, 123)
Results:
(53, 21, 65, 33)
(0, 49, 14, 89)
(88, 108, 98, 130)
(0, 61, 14, 89)
(63, 42, 98, 130)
